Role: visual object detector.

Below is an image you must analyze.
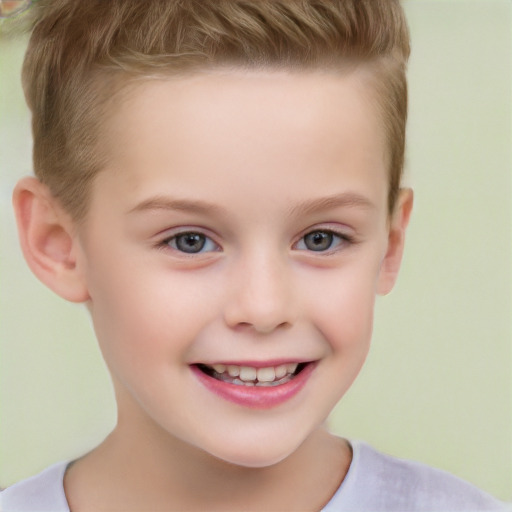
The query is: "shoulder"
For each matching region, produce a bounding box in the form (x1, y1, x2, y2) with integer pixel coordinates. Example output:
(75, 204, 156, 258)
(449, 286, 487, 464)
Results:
(1, 462, 70, 512)
(324, 441, 511, 512)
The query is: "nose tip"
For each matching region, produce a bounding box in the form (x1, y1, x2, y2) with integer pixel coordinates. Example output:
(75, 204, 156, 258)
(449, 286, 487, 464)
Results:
(223, 258, 295, 334)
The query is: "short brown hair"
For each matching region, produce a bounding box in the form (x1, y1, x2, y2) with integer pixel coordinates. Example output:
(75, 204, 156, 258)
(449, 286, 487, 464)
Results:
(22, 0, 410, 221)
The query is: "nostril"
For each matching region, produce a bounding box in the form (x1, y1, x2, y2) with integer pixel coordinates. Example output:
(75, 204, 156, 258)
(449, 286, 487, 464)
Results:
(223, 274, 296, 333)
(252, 320, 291, 335)
(228, 320, 291, 334)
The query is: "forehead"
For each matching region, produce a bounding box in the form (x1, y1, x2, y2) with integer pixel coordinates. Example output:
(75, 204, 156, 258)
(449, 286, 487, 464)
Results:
(96, 69, 388, 215)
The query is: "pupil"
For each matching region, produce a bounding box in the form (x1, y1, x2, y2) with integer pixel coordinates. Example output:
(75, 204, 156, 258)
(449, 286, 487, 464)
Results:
(176, 233, 205, 253)
(305, 231, 332, 251)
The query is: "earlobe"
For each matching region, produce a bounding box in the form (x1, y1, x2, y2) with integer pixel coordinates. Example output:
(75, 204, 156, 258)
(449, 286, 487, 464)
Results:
(12, 177, 90, 303)
(377, 188, 413, 296)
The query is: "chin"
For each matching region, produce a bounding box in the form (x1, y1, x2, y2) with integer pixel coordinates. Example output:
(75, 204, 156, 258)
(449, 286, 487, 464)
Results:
(204, 435, 302, 469)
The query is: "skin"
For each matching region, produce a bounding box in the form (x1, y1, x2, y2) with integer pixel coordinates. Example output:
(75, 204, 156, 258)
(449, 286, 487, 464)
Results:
(14, 69, 412, 511)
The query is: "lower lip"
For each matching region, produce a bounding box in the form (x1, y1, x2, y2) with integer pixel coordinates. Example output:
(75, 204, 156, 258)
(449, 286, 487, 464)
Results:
(191, 363, 316, 409)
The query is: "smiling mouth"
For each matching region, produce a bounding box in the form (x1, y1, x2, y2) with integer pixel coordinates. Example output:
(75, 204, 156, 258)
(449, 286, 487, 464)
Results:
(196, 362, 308, 387)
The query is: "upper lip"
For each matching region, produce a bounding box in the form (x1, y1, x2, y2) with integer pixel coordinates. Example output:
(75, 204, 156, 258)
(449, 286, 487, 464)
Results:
(191, 359, 315, 368)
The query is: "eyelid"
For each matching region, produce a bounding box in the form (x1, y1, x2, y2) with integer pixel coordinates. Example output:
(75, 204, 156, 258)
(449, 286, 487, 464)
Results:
(156, 226, 222, 254)
(292, 225, 355, 253)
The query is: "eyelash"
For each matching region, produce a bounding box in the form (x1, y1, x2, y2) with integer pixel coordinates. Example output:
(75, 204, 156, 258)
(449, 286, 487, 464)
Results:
(158, 231, 220, 255)
(156, 228, 355, 256)
(294, 229, 355, 254)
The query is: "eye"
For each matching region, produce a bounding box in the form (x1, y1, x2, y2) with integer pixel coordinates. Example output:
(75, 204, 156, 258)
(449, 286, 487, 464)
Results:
(295, 230, 349, 252)
(165, 232, 219, 254)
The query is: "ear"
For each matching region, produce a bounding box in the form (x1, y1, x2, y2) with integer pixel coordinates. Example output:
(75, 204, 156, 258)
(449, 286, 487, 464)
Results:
(12, 176, 90, 303)
(377, 188, 413, 295)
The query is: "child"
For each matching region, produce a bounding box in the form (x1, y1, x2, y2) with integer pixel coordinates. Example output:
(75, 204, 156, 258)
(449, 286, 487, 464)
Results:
(1, 0, 509, 510)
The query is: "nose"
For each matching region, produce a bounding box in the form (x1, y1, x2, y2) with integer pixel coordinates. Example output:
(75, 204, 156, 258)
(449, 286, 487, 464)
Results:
(223, 252, 296, 334)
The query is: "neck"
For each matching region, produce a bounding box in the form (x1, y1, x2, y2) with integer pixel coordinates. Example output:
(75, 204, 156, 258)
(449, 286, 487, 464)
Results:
(65, 408, 351, 511)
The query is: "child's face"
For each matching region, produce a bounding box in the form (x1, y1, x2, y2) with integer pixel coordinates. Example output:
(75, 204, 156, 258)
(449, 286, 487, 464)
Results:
(75, 69, 405, 467)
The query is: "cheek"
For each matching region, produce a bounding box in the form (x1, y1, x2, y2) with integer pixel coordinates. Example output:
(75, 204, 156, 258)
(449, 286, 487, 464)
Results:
(305, 260, 381, 353)
(85, 259, 220, 377)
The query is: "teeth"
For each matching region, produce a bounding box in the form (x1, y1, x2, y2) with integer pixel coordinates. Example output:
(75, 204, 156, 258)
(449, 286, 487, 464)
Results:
(257, 367, 275, 382)
(239, 366, 257, 381)
(206, 362, 303, 385)
(275, 364, 288, 379)
(227, 365, 240, 377)
(286, 363, 298, 374)
(233, 378, 254, 386)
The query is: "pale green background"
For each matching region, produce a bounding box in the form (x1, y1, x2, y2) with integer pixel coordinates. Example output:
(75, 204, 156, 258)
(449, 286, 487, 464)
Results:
(1, 0, 511, 501)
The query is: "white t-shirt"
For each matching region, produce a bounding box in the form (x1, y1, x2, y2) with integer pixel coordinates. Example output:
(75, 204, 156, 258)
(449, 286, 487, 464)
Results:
(1, 441, 509, 511)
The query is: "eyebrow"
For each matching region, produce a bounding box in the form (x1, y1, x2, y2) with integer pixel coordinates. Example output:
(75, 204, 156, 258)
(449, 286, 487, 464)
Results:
(128, 196, 226, 216)
(286, 192, 376, 217)
(128, 192, 375, 217)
